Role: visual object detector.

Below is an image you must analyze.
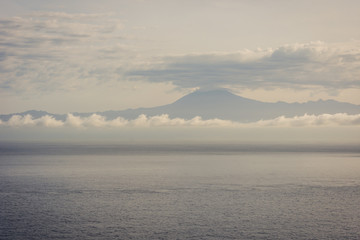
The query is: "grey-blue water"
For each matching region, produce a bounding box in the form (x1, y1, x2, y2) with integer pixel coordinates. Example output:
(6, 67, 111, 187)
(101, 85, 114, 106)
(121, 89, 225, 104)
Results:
(1, 143, 360, 239)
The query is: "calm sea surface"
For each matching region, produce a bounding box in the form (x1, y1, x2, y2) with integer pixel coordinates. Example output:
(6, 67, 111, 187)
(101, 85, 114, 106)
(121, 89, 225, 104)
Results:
(1, 143, 360, 239)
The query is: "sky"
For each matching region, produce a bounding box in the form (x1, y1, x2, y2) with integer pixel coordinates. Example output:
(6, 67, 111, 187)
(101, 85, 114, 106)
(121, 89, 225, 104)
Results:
(1, 0, 360, 115)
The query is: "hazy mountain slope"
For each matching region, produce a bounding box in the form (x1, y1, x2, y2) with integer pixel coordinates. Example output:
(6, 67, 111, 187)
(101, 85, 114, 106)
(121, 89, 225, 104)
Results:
(1, 89, 360, 122)
(105, 89, 360, 122)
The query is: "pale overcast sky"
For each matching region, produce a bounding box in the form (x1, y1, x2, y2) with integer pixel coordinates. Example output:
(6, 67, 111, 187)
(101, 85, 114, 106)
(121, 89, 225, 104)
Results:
(1, 0, 360, 114)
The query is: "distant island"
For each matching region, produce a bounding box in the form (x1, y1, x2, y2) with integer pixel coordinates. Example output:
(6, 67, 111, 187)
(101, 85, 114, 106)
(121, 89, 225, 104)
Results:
(1, 89, 360, 122)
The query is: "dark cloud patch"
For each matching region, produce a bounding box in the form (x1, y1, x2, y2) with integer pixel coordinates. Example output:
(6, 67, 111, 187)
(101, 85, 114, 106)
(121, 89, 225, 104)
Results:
(128, 42, 360, 90)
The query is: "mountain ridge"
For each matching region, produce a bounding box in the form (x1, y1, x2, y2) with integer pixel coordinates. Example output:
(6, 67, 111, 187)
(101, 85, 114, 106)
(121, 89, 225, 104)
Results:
(1, 89, 360, 122)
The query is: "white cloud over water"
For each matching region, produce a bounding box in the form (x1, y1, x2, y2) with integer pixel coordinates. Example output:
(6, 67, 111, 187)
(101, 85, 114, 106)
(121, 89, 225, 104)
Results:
(255, 113, 360, 127)
(1, 113, 360, 128)
(4, 114, 64, 127)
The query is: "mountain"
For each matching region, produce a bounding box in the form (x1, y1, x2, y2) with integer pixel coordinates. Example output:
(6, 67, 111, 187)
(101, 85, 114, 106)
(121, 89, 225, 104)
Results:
(1, 89, 360, 122)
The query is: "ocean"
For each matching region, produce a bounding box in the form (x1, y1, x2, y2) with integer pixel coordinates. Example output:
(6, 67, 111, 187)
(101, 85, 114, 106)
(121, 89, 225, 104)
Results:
(1, 142, 360, 239)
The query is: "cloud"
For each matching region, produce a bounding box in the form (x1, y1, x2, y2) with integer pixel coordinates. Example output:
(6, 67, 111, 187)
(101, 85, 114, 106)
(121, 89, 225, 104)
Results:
(0, 12, 130, 94)
(3, 114, 64, 127)
(63, 114, 234, 128)
(1, 11, 359, 103)
(1, 11, 360, 109)
(255, 113, 360, 127)
(127, 41, 360, 91)
(1, 113, 360, 128)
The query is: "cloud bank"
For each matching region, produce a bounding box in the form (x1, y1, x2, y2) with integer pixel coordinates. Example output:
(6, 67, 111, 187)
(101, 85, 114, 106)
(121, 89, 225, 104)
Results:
(1, 113, 360, 128)
(128, 41, 360, 91)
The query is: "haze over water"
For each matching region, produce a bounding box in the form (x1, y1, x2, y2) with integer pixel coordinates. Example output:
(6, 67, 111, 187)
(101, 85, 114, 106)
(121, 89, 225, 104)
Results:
(1, 1, 360, 239)
(1, 143, 360, 239)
